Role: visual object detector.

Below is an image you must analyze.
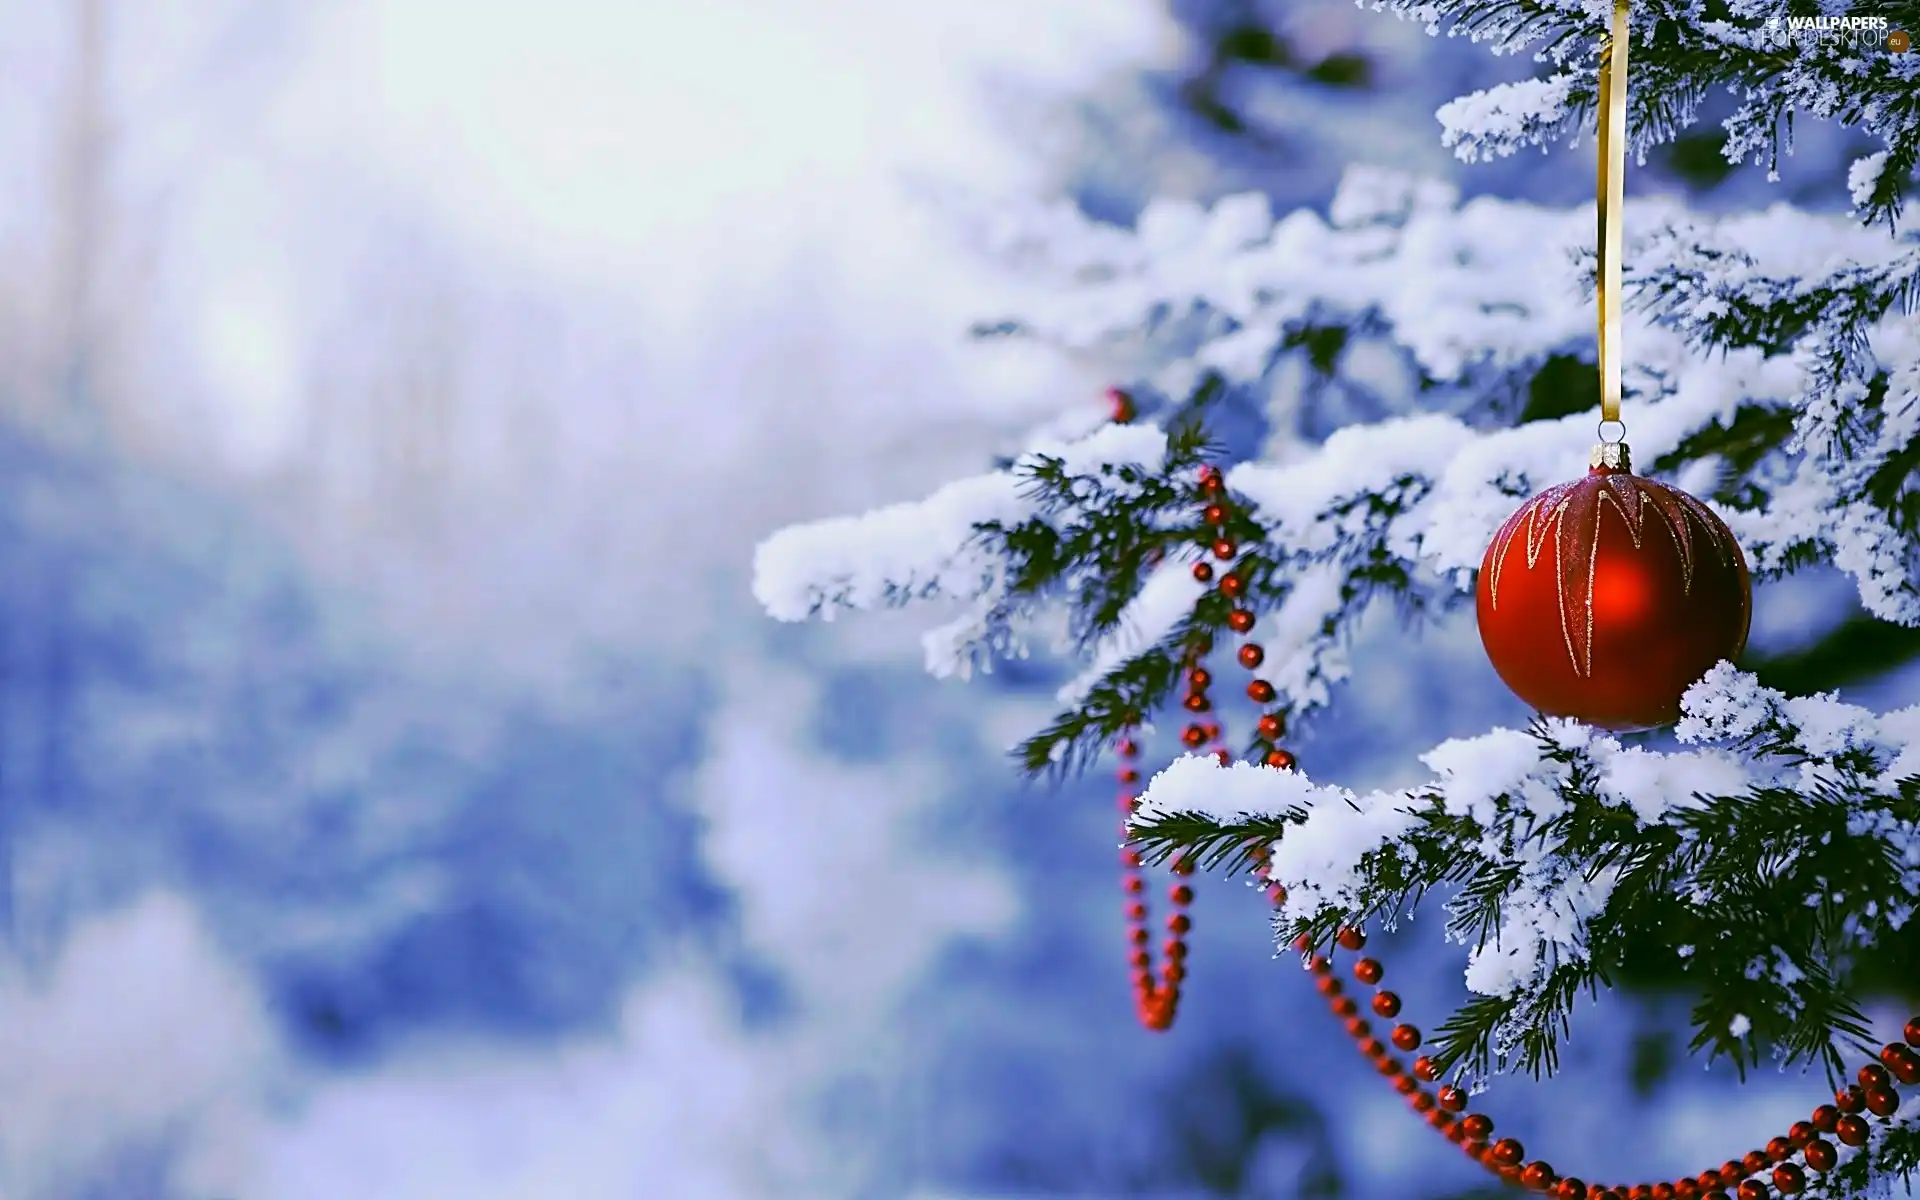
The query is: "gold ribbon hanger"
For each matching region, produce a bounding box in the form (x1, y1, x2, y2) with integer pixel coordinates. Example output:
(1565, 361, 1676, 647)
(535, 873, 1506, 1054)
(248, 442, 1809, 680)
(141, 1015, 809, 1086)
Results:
(1596, 0, 1630, 444)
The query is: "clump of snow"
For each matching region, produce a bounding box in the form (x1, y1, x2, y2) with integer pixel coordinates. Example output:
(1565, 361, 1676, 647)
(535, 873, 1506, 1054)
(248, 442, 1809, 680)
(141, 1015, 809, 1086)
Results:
(1847, 150, 1890, 210)
(752, 422, 1168, 622)
(1436, 75, 1578, 162)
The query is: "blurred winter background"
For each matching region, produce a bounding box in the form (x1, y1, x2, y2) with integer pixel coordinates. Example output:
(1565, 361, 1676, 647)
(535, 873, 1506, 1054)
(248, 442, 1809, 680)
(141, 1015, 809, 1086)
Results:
(0, 0, 1910, 1197)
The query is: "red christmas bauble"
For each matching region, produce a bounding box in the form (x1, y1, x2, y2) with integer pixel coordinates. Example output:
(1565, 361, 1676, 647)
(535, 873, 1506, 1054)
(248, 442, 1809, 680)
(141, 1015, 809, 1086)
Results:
(1476, 453, 1751, 730)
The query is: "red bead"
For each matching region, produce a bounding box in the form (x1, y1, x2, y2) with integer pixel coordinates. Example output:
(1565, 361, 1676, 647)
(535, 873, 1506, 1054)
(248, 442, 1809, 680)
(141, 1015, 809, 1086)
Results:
(1227, 609, 1255, 633)
(1742, 1151, 1768, 1175)
(1375, 1055, 1402, 1078)
(1412, 1056, 1439, 1082)
(1764, 1138, 1791, 1164)
(1106, 387, 1136, 422)
(1630, 1188, 1651, 1200)
(1426, 1108, 1452, 1130)
(1265, 749, 1296, 770)
(1212, 538, 1236, 560)
(1117, 767, 1140, 784)
(1802, 1140, 1836, 1172)
(1372, 991, 1402, 1018)
(1220, 575, 1244, 597)
(1438, 1086, 1467, 1112)
(1128, 949, 1149, 968)
(1307, 955, 1331, 974)
(1358, 1037, 1387, 1059)
(1183, 692, 1210, 712)
(1162, 963, 1186, 984)
(1213, 748, 1231, 765)
(1247, 679, 1276, 702)
(1460, 1113, 1493, 1141)
(1719, 1162, 1744, 1185)
(1836, 1085, 1864, 1113)
(1315, 974, 1342, 997)
(1167, 914, 1191, 934)
(1125, 901, 1146, 920)
(1522, 1162, 1556, 1191)
(1863, 1084, 1898, 1116)
(1181, 724, 1207, 748)
(1557, 1179, 1586, 1200)
(1342, 1016, 1368, 1040)
(1785, 1122, 1814, 1149)
(1672, 1181, 1697, 1200)
(1771, 1165, 1804, 1195)
(1203, 504, 1227, 526)
(1490, 1139, 1524, 1168)
(1652, 1186, 1674, 1200)
(1411, 1091, 1436, 1112)
(1885, 1045, 1920, 1086)
(1810, 1105, 1838, 1133)
(1266, 884, 1288, 906)
(1331, 996, 1358, 1018)
(1256, 712, 1284, 740)
(1834, 1114, 1869, 1146)
(1116, 738, 1138, 758)
(1171, 858, 1194, 877)
(1169, 885, 1193, 906)
(1237, 643, 1265, 669)
(1476, 470, 1750, 730)
(1353, 958, 1384, 985)
(1393, 1073, 1418, 1095)
(1191, 561, 1214, 582)
(1291, 934, 1312, 953)
(1197, 465, 1222, 489)
(1188, 666, 1211, 688)
(1392, 1024, 1421, 1052)
(1128, 927, 1149, 946)
(1163, 939, 1186, 959)
(1124, 877, 1144, 894)
(1860, 1063, 1890, 1089)
(1906, 1016, 1920, 1048)
(1733, 1182, 1766, 1200)
(1336, 927, 1367, 951)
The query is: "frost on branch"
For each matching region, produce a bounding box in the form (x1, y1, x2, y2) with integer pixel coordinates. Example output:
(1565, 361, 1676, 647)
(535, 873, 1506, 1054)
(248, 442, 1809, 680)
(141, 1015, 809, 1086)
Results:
(1364, 0, 1920, 224)
(1129, 664, 1920, 1088)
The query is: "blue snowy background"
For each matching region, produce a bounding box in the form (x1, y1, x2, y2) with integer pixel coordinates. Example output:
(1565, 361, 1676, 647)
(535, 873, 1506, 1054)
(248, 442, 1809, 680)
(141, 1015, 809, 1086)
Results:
(0, 1, 1906, 1197)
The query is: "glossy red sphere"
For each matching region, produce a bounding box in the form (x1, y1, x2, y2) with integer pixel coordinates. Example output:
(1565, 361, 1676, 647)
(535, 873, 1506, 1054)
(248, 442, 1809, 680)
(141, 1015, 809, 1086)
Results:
(1478, 466, 1750, 730)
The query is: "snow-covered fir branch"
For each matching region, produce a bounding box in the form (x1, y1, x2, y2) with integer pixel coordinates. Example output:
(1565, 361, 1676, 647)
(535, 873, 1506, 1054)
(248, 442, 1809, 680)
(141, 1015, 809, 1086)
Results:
(759, 174, 1920, 765)
(1128, 664, 1920, 1084)
(1367, 0, 1920, 225)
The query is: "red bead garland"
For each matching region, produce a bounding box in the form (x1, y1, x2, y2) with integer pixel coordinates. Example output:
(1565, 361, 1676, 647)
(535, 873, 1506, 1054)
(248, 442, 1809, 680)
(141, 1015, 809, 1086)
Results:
(1265, 904, 1916, 1195)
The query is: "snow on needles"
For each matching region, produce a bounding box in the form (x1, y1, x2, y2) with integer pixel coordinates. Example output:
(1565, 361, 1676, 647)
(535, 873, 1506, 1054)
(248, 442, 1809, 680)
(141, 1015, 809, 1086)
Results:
(753, 422, 1168, 623)
(1133, 666, 1920, 1003)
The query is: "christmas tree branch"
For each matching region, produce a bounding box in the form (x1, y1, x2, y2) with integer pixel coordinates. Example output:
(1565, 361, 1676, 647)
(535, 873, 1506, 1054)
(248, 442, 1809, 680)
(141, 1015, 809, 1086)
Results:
(1127, 666, 1920, 1093)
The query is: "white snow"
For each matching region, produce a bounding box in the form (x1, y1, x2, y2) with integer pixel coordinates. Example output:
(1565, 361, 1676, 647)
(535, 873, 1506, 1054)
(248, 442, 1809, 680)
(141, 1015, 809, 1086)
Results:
(1437, 75, 1579, 162)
